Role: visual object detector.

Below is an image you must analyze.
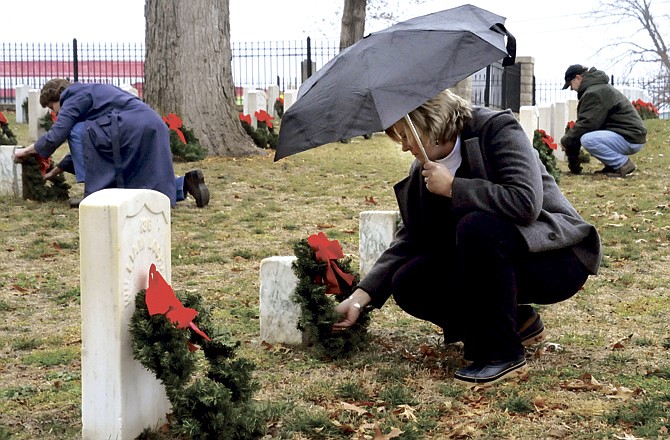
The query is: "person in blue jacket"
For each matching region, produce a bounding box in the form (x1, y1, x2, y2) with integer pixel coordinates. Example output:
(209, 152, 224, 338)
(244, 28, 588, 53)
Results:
(14, 78, 209, 207)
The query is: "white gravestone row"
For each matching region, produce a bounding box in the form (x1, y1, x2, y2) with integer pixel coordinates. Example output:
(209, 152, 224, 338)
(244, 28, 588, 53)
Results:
(79, 189, 171, 440)
(518, 100, 578, 162)
(259, 210, 400, 345)
(242, 87, 300, 127)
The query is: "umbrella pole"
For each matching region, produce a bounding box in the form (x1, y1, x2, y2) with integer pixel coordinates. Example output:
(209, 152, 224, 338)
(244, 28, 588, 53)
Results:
(404, 115, 430, 163)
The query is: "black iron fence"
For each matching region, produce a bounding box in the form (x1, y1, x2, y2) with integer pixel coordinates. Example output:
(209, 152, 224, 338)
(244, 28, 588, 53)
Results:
(0, 39, 661, 111)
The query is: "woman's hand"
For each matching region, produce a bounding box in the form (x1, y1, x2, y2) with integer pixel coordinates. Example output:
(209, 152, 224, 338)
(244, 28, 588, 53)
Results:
(422, 161, 454, 197)
(332, 289, 371, 331)
(12, 144, 36, 162)
(43, 166, 63, 181)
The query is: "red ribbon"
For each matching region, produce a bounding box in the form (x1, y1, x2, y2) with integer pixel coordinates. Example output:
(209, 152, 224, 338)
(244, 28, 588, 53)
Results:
(145, 264, 211, 349)
(307, 232, 355, 295)
(239, 113, 252, 125)
(162, 113, 186, 144)
(254, 109, 273, 129)
(36, 155, 53, 177)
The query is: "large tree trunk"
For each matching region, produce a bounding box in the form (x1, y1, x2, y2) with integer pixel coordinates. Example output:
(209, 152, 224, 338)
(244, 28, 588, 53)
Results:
(340, 0, 366, 50)
(144, 0, 262, 157)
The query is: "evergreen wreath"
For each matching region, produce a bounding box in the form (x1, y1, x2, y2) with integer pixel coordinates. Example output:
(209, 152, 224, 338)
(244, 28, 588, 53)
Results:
(130, 267, 265, 440)
(0, 111, 17, 145)
(21, 155, 70, 202)
(39, 111, 55, 132)
(532, 129, 560, 184)
(163, 113, 207, 162)
(291, 233, 371, 359)
(239, 111, 278, 149)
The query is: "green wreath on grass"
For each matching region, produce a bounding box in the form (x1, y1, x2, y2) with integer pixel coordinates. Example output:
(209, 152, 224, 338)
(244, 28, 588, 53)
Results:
(291, 232, 371, 359)
(130, 265, 264, 439)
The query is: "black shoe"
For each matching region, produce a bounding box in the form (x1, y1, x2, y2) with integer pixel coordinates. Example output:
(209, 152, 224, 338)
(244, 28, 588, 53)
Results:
(605, 158, 636, 178)
(69, 198, 82, 209)
(593, 164, 616, 174)
(518, 307, 546, 346)
(454, 355, 528, 386)
(183, 169, 209, 207)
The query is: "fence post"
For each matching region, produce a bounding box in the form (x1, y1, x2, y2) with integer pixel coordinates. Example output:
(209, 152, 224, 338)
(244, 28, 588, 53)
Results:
(73, 38, 79, 82)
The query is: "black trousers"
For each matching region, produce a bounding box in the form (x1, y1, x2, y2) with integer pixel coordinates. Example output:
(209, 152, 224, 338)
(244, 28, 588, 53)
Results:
(391, 211, 590, 363)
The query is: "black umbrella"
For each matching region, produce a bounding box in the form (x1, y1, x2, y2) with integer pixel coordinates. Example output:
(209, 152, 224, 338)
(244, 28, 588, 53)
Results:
(275, 4, 516, 161)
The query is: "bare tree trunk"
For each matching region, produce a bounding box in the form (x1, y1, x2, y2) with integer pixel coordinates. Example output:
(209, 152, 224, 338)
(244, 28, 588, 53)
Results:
(340, 0, 366, 50)
(145, 0, 262, 157)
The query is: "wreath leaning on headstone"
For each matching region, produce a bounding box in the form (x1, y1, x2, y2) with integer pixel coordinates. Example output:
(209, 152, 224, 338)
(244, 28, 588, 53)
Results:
(130, 264, 265, 440)
(21, 155, 71, 202)
(532, 129, 560, 184)
(291, 232, 372, 359)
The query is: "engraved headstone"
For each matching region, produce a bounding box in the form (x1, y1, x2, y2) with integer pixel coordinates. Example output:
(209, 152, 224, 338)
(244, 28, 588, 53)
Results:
(259, 255, 305, 345)
(359, 211, 400, 278)
(79, 189, 171, 440)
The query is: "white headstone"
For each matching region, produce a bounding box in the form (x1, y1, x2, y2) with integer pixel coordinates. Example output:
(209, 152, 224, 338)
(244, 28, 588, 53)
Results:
(0, 145, 23, 197)
(567, 98, 578, 122)
(259, 256, 305, 345)
(359, 211, 400, 278)
(552, 102, 569, 162)
(266, 85, 280, 117)
(283, 90, 299, 112)
(538, 104, 552, 138)
(80, 189, 172, 440)
(518, 105, 539, 142)
(15, 85, 31, 124)
(244, 90, 268, 129)
(28, 89, 48, 141)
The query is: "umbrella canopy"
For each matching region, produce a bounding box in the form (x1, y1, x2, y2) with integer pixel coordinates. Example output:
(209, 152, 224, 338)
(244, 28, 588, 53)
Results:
(275, 4, 515, 161)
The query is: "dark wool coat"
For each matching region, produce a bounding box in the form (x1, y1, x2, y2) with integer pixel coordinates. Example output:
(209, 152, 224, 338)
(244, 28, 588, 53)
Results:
(560, 67, 647, 150)
(358, 107, 602, 307)
(34, 83, 176, 205)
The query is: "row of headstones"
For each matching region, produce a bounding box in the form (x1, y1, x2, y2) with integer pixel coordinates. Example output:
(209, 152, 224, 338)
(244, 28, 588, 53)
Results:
(518, 99, 579, 162)
(242, 85, 298, 128)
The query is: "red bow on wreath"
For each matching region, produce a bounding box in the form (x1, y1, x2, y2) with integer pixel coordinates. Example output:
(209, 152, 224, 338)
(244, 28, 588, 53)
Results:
(35, 155, 53, 177)
(307, 232, 355, 295)
(145, 264, 211, 351)
(162, 113, 186, 144)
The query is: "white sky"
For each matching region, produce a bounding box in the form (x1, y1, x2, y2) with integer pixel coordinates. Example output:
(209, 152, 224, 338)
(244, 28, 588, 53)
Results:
(2, 0, 668, 80)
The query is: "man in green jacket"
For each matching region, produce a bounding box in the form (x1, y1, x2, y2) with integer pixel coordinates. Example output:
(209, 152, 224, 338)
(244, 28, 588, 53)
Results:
(560, 65, 647, 177)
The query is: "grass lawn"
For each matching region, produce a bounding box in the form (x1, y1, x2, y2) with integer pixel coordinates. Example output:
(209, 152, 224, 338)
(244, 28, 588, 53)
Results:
(0, 111, 669, 439)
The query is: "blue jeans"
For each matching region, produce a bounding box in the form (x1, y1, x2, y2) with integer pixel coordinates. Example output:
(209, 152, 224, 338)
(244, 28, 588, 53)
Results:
(68, 122, 87, 183)
(68, 121, 186, 201)
(580, 130, 645, 169)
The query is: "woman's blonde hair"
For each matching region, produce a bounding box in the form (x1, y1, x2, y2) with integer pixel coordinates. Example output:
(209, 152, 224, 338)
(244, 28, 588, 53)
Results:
(386, 89, 472, 145)
(39, 78, 71, 108)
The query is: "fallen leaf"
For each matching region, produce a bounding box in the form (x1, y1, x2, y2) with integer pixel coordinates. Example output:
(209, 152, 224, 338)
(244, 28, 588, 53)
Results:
(372, 423, 403, 440)
(339, 401, 370, 416)
(393, 404, 417, 422)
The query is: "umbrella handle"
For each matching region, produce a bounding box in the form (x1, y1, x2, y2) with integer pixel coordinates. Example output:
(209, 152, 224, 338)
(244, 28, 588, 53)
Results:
(404, 115, 430, 163)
